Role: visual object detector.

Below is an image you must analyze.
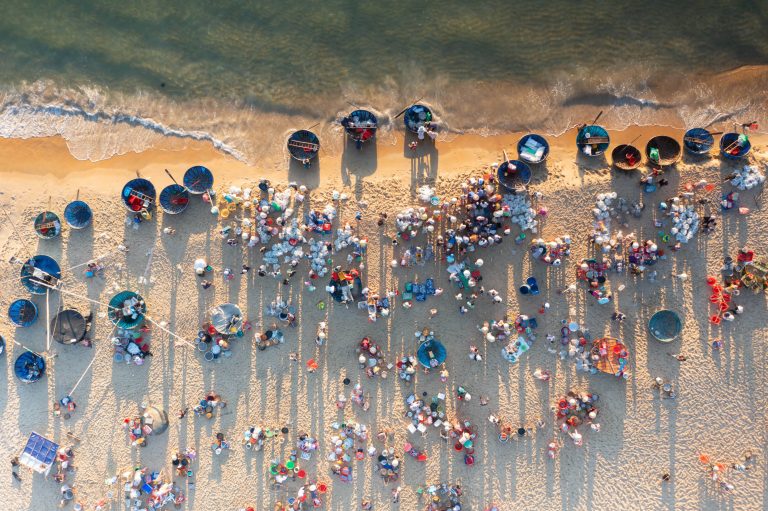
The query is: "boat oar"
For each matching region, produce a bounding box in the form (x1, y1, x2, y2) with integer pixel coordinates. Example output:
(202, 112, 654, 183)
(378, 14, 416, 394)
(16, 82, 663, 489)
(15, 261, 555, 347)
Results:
(394, 96, 424, 119)
(626, 134, 642, 146)
(305, 122, 320, 132)
(502, 150, 509, 163)
(164, 168, 180, 185)
(590, 110, 604, 126)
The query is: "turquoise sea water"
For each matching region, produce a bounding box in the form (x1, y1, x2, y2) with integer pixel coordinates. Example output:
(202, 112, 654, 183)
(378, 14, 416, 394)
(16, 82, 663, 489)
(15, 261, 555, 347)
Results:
(0, 0, 766, 162)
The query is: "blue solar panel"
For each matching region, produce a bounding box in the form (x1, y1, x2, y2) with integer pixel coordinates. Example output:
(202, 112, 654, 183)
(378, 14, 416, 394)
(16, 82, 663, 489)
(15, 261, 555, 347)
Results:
(23, 432, 58, 466)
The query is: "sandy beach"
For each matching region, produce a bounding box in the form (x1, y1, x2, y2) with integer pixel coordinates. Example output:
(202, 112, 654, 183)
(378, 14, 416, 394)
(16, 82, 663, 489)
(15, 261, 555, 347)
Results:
(1, 126, 767, 511)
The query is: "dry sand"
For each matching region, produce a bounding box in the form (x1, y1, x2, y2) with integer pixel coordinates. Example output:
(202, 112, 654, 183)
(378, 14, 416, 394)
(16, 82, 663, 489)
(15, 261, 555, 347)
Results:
(0, 127, 766, 511)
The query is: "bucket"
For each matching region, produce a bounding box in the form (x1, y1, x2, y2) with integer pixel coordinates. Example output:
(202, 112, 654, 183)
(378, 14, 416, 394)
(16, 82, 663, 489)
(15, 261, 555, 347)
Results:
(204, 351, 215, 361)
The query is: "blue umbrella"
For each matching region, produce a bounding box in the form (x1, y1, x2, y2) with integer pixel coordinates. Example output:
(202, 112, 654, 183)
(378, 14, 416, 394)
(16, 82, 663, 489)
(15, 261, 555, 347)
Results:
(417, 338, 447, 368)
(64, 200, 93, 229)
(20, 255, 61, 295)
(287, 130, 320, 161)
(14, 351, 46, 383)
(183, 166, 214, 194)
(121, 178, 156, 213)
(34, 211, 62, 239)
(108, 291, 146, 329)
(8, 299, 38, 327)
(159, 184, 189, 214)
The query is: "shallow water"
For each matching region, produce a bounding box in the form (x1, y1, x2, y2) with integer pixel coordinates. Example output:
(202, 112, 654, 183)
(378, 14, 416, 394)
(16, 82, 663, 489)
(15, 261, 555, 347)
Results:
(0, 0, 766, 162)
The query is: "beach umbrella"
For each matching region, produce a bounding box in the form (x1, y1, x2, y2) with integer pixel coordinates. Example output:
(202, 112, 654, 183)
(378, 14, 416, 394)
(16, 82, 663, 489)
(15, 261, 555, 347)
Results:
(648, 310, 682, 343)
(497, 160, 532, 192)
(108, 291, 146, 329)
(8, 299, 38, 327)
(183, 166, 214, 194)
(20, 255, 61, 295)
(51, 309, 88, 345)
(121, 178, 156, 213)
(19, 432, 59, 474)
(517, 134, 550, 164)
(34, 211, 62, 239)
(14, 351, 46, 383)
(159, 184, 190, 214)
(287, 130, 320, 161)
(417, 338, 447, 368)
(210, 303, 243, 336)
(64, 200, 93, 229)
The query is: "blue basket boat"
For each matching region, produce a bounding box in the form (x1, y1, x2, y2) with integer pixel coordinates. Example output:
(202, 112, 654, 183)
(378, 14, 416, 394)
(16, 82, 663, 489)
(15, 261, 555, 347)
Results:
(8, 299, 38, 327)
(417, 338, 447, 368)
(64, 200, 93, 229)
(719, 132, 751, 159)
(183, 166, 214, 194)
(287, 130, 320, 161)
(20, 255, 61, 295)
(517, 134, 550, 164)
(648, 310, 682, 343)
(576, 125, 610, 157)
(159, 184, 190, 214)
(121, 178, 156, 213)
(108, 291, 146, 329)
(683, 128, 715, 155)
(14, 351, 46, 383)
(34, 211, 62, 239)
(343, 109, 378, 144)
(497, 160, 532, 192)
(403, 104, 433, 133)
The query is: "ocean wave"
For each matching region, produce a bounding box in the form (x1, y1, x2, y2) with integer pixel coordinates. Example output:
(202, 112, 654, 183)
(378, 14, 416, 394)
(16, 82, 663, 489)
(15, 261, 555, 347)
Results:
(0, 69, 765, 164)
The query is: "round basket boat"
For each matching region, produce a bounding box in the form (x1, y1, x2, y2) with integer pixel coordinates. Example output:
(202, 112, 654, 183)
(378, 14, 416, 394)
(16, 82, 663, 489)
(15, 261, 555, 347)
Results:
(64, 200, 93, 229)
(417, 339, 447, 368)
(646, 136, 681, 166)
(183, 166, 214, 194)
(343, 109, 377, 144)
(159, 184, 190, 215)
(576, 125, 610, 157)
(51, 309, 88, 345)
(14, 351, 46, 383)
(287, 130, 320, 161)
(20, 255, 61, 295)
(403, 104, 433, 133)
(8, 299, 38, 327)
(121, 178, 156, 213)
(517, 134, 550, 164)
(34, 211, 62, 239)
(719, 132, 751, 160)
(611, 144, 642, 170)
(108, 291, 147, 329)
(210, 303, 243, 336)
(648, 310, 682, 343)
(497, 160, 532, 191)
(683, 128, 715, 155)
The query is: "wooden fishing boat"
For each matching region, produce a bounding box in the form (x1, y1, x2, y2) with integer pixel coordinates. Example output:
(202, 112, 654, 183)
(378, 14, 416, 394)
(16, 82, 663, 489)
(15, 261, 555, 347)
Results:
(342, 109, 377, 146)
(403, 104, 433, 133)
(287, 130, 320, 162)
(517, 133, 550, 164)
(720, 132, 751, 159)
(590, 337, 629, 376)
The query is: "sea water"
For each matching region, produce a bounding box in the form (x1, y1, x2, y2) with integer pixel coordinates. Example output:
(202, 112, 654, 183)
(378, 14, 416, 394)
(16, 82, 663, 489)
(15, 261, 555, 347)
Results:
(0, 0, 766, 163)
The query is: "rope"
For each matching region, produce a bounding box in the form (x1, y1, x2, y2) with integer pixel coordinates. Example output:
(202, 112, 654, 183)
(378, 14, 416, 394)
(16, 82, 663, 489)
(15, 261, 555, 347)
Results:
(68, 356, 97, 397)
(144, 316, 196, 349)
(46, 289, 51, 352)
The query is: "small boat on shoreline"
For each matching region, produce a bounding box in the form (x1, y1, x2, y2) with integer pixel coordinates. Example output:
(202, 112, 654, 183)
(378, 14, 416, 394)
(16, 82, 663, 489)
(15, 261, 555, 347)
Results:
(159, 184, 190, 215)
(720, 132, 751, 159)
(497, 160, 532, 192)
(121, 178, 156, 215)
(403, 104, 433, 134)
(576, 125, 610, 157)
(34, 211, 62, 239)
(342, 109, 377, 148)
(611, 144, 642, 171)
(517, 134, 549, 164)
(183, 166, 214, 194)
(287, 130, 320, 164)
(64, 200, 92, 229)
(683, 128, 715, 155)
(646, 136, 681, 167)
